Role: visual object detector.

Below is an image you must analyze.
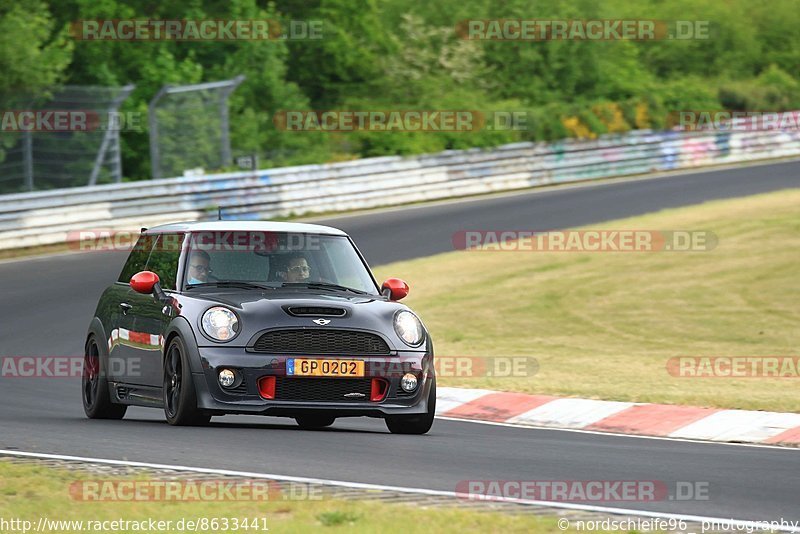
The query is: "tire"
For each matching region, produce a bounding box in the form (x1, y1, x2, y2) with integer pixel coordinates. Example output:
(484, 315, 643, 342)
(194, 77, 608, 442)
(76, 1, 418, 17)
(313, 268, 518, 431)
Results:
(82, 336, 127, 420)
(163, 337, 211, 426)
(385, 380, 436, 435)
(295, 415, 336, 429)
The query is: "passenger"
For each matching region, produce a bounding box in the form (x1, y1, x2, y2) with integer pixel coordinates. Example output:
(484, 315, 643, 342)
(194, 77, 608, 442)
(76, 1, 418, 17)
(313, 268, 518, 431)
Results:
(283, 254, 311, 283)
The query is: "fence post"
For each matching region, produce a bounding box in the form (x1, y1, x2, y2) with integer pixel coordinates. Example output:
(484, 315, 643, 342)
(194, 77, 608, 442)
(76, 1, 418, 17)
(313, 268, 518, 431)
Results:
(148, 85, 171, 181)
(219, 75, 245, 169)
(88, 84, 135, 185)
(22, 131, 33, 191)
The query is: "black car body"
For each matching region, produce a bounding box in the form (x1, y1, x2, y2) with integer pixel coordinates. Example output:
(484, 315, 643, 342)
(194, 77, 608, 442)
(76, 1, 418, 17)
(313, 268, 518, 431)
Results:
(82, 221, 435, 434)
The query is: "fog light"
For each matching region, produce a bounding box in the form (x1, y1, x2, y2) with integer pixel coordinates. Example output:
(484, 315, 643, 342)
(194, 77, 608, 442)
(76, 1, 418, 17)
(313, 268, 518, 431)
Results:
(401, 373, 418, 392)
(218, 369, 236, 388)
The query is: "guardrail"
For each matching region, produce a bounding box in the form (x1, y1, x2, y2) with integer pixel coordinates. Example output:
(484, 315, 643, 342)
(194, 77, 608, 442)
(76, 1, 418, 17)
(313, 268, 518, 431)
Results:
(1, 126, 799, 250)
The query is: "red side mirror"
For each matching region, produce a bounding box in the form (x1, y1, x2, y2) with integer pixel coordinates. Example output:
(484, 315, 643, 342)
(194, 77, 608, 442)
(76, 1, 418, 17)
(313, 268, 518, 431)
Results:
(381, 278, 409, 301)
(130, 271, 160, 294)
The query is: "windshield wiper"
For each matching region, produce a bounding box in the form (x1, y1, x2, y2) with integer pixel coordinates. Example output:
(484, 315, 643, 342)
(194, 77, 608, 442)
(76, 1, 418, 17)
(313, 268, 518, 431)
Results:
(186, 281, 274, 290)
(280, 282, 373, 295)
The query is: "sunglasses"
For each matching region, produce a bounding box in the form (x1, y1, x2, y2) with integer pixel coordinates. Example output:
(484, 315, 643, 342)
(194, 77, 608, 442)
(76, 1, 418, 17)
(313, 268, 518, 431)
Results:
(190, 264, 211, 273)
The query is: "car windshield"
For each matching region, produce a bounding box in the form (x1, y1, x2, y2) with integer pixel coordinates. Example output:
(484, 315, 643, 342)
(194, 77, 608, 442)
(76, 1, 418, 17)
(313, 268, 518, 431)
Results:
(182, 231, 379, 295)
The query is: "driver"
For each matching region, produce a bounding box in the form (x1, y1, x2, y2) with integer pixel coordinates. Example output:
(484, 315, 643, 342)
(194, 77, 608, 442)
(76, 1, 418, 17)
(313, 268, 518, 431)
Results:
(186, 250, 212, 285)
(283, 254, 311, 283)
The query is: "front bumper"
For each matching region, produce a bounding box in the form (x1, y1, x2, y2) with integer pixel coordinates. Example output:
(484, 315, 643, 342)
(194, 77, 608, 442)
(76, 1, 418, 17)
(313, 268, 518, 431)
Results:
(192, 347, 434, 417)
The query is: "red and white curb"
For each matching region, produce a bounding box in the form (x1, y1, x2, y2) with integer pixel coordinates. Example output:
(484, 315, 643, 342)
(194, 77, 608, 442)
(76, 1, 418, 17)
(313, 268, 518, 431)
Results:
(436, 387, 800, 446)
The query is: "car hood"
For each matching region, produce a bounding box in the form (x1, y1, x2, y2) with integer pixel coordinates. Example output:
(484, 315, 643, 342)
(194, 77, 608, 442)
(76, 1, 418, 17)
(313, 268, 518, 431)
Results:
(193, 289, 378, 309)
(176, 289, 427, 351)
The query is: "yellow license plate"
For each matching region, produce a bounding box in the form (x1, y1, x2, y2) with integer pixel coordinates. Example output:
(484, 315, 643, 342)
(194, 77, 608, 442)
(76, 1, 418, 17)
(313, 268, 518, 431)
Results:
(287, 358, 365, 377)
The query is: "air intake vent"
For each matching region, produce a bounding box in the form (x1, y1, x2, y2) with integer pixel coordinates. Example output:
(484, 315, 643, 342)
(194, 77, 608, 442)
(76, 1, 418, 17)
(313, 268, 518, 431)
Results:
(276, 377, 372, 402)
(285, 306, 347, 317)
(253, 329, 391, 355)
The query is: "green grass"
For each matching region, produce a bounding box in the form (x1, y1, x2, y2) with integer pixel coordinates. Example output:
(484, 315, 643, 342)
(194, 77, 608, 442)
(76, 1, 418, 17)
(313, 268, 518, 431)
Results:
(0, 461, 605, 534)
(374, 189, 800, 412)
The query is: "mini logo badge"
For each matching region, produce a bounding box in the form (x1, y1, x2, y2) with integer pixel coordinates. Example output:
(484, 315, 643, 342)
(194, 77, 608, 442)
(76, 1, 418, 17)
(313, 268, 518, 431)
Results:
(312, 318, 331, 325)
(343, 392, 366, 398)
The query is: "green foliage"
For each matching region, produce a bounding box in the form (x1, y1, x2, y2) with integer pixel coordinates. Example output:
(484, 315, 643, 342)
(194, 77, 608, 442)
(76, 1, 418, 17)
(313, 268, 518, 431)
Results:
(719, 65, 800, 111)
(1, 0, 798, 181)
(316, 510, 360, 527)
(0, 0, 72, 103)
(0, 0, 73, 162)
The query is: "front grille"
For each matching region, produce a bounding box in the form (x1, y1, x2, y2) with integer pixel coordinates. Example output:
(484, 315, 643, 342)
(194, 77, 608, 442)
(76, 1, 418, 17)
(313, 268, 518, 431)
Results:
(252, 329, 391, 355)
(276, 377, 372, 402)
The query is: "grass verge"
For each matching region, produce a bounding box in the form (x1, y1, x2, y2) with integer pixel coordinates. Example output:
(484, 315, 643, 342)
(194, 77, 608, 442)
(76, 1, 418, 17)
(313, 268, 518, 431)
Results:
(374, 189, 800, 412)
(0, 460, 596, 534)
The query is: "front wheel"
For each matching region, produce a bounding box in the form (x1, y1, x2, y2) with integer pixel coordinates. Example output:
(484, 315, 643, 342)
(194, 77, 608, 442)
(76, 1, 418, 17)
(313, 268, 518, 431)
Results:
(163, 337, 211, 426)
(385, 380, 436, 435)
(82, 336, 127, 420)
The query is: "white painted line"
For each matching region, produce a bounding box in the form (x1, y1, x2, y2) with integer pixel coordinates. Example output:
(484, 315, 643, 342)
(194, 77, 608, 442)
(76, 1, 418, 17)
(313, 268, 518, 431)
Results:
(435, 387, 493, 415)
(507, 398, 636, 429)
(670, 411, 800, 443)
(435, 416, 800, 452)
(1, 449, 797, 532)
(0, 248, 84, 266)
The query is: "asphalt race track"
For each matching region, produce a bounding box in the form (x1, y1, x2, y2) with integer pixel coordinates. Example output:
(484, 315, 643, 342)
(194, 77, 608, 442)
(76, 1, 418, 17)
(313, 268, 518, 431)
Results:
(1, 160, 799, 522)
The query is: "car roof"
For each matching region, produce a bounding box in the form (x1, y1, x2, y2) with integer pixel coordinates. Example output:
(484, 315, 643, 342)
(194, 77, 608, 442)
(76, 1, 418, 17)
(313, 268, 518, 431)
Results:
(144, 220, 349, 236)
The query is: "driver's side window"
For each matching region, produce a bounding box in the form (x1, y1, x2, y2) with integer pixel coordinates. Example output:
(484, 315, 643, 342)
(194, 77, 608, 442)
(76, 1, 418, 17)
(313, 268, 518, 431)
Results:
(118, 235, 156, 283)
(145, 233, 184, 290)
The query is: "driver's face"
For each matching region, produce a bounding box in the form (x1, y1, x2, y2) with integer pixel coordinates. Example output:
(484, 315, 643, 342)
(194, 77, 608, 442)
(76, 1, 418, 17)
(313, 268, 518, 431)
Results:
(188, 255, 210, 283)
(285, 258, 310, 283)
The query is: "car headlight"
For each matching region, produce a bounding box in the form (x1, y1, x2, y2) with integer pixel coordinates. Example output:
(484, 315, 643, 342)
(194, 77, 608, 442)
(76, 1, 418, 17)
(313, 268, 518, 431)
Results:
(202, 307, 239, 341)
(394, 310, 424, 347)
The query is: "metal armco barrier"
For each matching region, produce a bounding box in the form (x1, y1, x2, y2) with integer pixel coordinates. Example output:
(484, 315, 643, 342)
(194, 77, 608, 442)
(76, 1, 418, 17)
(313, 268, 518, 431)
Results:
(1, 127, 799, 250)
